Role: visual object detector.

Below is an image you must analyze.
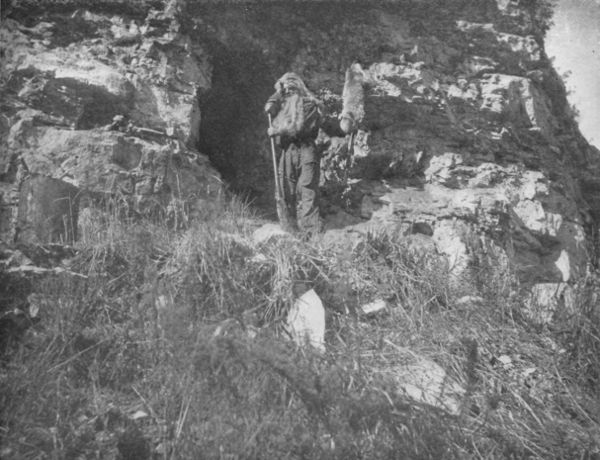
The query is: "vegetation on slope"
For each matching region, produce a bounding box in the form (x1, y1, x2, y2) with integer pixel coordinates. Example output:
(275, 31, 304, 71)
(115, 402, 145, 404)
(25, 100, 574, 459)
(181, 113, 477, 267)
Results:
(2, 198, 600, 459)
(2, 0, 599, 457)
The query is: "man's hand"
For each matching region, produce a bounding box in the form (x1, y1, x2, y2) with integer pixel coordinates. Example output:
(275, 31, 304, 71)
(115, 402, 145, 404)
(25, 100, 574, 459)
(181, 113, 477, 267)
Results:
(264, 90, 282, 116)
(267, 126, 277, 137)
(339, 114, 355, 135)
(264, 102, 279, 117)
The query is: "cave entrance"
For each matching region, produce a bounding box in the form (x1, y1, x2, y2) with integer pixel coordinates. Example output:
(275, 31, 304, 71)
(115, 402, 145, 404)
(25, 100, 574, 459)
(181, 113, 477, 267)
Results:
(192, 2, 368, 216)
(197, 37, 278, 215)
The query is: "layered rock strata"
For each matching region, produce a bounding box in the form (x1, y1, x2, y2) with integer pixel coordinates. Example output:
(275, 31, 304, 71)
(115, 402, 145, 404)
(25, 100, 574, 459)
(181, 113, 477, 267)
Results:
(1, 3, 222, 243)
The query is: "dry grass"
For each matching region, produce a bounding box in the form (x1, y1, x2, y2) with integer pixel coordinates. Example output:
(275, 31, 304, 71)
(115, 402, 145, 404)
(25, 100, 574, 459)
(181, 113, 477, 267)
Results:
(2, 198, 600, 459)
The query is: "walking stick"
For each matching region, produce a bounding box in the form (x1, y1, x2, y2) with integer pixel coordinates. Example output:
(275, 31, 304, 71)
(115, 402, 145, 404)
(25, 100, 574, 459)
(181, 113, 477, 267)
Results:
(268, 114, 293, 230)
(347, 131, 355, 157)
(342, 131, 355, 187)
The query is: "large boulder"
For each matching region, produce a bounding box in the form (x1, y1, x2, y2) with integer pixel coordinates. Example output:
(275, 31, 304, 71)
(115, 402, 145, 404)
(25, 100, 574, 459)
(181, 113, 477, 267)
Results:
(7, 121, 221, 214)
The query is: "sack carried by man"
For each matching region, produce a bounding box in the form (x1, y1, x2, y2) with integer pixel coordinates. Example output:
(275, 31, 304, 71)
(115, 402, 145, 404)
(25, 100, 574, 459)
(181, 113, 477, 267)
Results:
(340, 62, 365, 135)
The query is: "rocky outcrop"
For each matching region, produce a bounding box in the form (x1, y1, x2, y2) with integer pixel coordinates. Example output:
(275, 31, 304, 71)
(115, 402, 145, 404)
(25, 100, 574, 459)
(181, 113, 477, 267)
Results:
(2, 0, 599, 311)
(174, 1, 598, 310)
(1, 4, 221, 243)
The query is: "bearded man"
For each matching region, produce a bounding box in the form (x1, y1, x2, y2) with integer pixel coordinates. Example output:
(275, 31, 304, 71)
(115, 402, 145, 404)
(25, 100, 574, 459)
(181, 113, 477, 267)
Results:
(264, 73, 323, 236)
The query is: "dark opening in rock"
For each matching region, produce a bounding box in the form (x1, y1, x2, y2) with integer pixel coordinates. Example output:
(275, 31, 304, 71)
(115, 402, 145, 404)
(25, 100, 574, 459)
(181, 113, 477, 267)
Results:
(191, 3, 375, 214)
(197, 38, 276, 211)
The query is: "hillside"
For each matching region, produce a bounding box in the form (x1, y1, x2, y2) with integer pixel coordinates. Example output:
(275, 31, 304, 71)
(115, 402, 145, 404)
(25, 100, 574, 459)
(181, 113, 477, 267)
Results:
(2, 0, 600, 458)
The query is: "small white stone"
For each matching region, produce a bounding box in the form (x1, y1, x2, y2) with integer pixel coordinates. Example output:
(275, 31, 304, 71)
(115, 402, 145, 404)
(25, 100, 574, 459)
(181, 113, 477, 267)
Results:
(497, 355, 513, 368)
(249, 253, 268, 264)
(131, 410, 149, 420)
(522, 367, 536, 378)
(455, 295, 485, 307)
(360, 299, 387, 316)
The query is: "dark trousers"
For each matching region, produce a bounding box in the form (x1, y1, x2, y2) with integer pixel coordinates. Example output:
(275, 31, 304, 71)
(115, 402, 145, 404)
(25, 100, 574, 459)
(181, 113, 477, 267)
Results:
(278, 142, 321, 234)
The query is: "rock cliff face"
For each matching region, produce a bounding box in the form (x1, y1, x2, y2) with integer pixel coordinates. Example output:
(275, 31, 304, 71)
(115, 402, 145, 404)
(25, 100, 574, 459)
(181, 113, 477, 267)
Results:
(2, 0, 600, 303)
(1, 2, 222, 243)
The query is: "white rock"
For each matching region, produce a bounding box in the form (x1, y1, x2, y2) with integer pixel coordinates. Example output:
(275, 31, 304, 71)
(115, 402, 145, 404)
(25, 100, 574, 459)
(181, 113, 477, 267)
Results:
(155, 295, 170, 311)
(512, 199, 560, 235)
(522, 367, 536, 378)
(554, 250, 571, 282)
(18, 53, 132, 97)
(496, 33, 541, 62)
(252, 223, 290, 244)
(497, 355, 513, 368)
(480, 74, 554, 138)
(524, 283, 576, 325)
(360, 299, 388, 316)
(27, 293, 42, 318)
(394, 357, 465, 415)
(131, 410, 149, 420)
(432, 220, 469, 274)
(249, 253, 268, 264)
(555, 222, 587, 281)
(424, 152, 463, 183)
(455, 295, 485, 307)
(286, 289, 325, 353)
